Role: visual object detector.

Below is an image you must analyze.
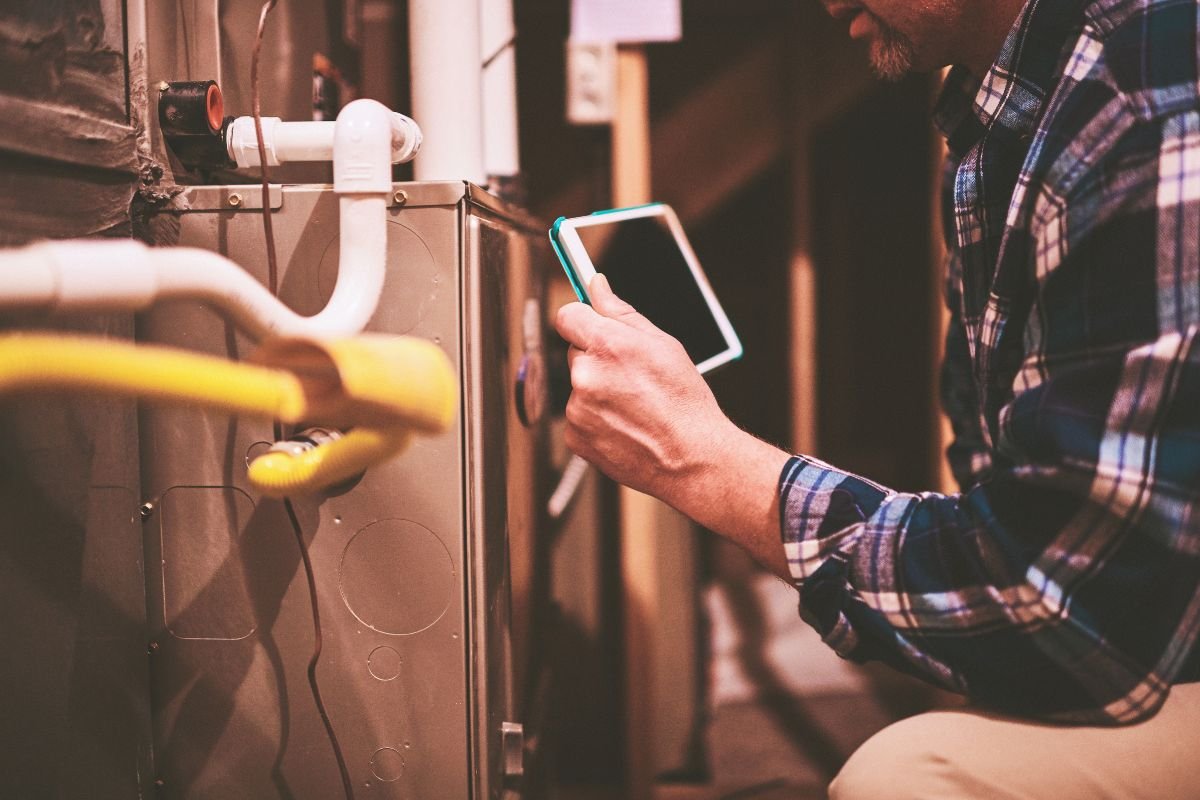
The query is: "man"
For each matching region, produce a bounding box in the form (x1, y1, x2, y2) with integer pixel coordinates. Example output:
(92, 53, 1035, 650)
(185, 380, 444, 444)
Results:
(555, 0, 1200, 797)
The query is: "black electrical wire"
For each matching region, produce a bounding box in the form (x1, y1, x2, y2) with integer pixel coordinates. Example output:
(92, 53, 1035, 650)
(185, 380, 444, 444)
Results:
(280, 482, 356, 800)
(252, 3, 355, 798)
(252, 0, 281, 296)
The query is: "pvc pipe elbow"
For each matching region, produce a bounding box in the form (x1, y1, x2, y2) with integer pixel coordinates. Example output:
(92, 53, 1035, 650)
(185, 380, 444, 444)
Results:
(334, 99, 396, 195)
(389, 113, 422, 165)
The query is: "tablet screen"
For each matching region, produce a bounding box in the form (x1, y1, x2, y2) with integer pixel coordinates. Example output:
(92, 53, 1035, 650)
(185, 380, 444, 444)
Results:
(574, 215, 729, 365)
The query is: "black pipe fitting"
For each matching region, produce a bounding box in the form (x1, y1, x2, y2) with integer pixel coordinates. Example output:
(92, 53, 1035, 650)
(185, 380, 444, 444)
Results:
(158, 80, 234, 170)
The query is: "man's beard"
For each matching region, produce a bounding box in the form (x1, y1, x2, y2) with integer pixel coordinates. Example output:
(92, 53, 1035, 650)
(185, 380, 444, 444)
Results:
(866, 11, 916, 81)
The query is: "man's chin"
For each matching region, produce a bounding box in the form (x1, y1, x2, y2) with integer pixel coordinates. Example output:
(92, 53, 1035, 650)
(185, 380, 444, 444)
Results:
(869, 41, 915, 81)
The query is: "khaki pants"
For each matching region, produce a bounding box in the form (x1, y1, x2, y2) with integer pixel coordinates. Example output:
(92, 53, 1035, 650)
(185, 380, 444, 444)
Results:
(830, 682, 1200, 800)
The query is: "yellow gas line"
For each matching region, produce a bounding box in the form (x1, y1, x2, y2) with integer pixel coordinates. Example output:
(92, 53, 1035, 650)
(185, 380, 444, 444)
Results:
(0, 332, 456, 497)
(246, 427, 414, 498)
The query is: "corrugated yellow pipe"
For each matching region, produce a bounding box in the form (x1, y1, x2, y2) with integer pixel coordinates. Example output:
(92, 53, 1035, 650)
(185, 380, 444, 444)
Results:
(0, 333, 310, 421)
(247, 427, 413, 498)
(253, 334, 458, 433)
(0, 332, 457, 497)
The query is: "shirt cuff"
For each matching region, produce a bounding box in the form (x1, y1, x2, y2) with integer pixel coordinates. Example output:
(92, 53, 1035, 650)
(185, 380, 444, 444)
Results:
(777, 455, 891, 583)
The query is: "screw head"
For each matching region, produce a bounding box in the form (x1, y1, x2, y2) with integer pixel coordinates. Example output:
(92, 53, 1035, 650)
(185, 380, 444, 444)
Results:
(139, 502, 154, 520)
(227, 193, 243, 208)
(392, 190, 408, 206)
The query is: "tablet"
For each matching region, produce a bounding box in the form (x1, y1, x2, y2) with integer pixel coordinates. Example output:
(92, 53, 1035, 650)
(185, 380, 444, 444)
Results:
(549, 203, 743, 374)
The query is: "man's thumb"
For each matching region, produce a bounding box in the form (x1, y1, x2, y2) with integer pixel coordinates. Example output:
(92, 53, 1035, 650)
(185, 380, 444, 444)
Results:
(589, 273, 665, 335)
(590, 274, 636, 318)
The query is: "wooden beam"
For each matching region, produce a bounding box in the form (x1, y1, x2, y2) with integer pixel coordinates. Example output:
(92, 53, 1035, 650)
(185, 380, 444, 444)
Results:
(612, 43, 701, 798)
(614, 45, 656, 800)
(613, 46, 651, 206)
(787, 9, 817, 455)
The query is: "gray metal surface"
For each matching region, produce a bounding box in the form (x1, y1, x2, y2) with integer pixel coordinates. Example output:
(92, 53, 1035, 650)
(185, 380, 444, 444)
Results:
(464, 212, 545, 800)
(0, 314, 154, 799)
(135, 181, 549, 798)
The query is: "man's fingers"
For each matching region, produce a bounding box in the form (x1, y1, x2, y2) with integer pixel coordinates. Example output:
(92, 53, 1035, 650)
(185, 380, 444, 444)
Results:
(555, 301, 608, 350)
(557, 274, 664, 355)
(588, 274, 658, 333)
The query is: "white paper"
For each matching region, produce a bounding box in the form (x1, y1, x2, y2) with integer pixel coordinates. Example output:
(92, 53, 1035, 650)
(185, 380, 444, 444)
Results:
(570, 0, 682, 44)
(566, 41, 616, 125)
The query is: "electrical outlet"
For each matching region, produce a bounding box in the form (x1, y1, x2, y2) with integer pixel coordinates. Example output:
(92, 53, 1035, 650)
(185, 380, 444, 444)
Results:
(566, 40, 616, 126)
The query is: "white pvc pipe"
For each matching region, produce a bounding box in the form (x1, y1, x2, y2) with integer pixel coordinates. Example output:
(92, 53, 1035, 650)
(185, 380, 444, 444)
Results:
(157, 197, 388, 337)
(226, 111, 422, 167)
(481, 0, 520, 180)
(409, 0, 485, 183)
(1, 100, 413, 340)
(3, 215, 381, 340)
(0, 245, 58, 307)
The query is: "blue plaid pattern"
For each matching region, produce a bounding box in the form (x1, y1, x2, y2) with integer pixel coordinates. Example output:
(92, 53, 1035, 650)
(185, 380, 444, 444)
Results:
(780, 0, 1200, 723)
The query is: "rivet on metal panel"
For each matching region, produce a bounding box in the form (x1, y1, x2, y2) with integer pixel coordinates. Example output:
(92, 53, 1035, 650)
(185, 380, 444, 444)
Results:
(392, 190, 408, 206)
(227, 192, 243, 208)
(139, 501, 154, 520)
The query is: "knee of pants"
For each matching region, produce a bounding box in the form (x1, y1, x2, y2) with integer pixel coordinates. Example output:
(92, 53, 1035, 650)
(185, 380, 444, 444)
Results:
(829, 712, 970, 800)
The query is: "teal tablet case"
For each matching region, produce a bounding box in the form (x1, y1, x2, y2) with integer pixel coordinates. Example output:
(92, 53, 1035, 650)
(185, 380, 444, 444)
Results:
(548, 216, 590, 305)
(549, 204, 665, 305)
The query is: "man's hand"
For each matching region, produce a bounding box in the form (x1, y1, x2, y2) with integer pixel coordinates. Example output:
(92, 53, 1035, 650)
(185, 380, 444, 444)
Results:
(554, 273, 737, 502)
(554, 273, 793, 578)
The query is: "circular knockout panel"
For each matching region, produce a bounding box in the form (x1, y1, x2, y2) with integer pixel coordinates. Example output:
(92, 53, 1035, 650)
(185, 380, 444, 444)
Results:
(317, 221, 441, 335)
(339, 519, 454, 635)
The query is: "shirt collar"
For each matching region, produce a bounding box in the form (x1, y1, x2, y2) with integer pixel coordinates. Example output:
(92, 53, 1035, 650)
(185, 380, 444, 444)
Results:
(934, 0, 1091, 158)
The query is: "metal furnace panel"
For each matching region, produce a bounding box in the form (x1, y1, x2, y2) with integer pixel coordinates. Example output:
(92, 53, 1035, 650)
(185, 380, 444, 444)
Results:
(463, 212, 551, 800)
(139, 181, 550, 799)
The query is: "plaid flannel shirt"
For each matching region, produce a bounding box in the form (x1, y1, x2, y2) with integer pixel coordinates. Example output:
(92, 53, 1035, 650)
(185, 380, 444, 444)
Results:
(781, 0, 1200, 723)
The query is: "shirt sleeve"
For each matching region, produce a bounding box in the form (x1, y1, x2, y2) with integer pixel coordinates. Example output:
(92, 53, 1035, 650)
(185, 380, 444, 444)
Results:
(939, 252, 993, 490)
(938, 155, 994, 490)
(782, 111, 1200, 725)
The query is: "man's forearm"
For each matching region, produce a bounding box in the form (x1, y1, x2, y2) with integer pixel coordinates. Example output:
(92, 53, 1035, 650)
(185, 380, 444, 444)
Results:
(659, 422, 793, 581)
